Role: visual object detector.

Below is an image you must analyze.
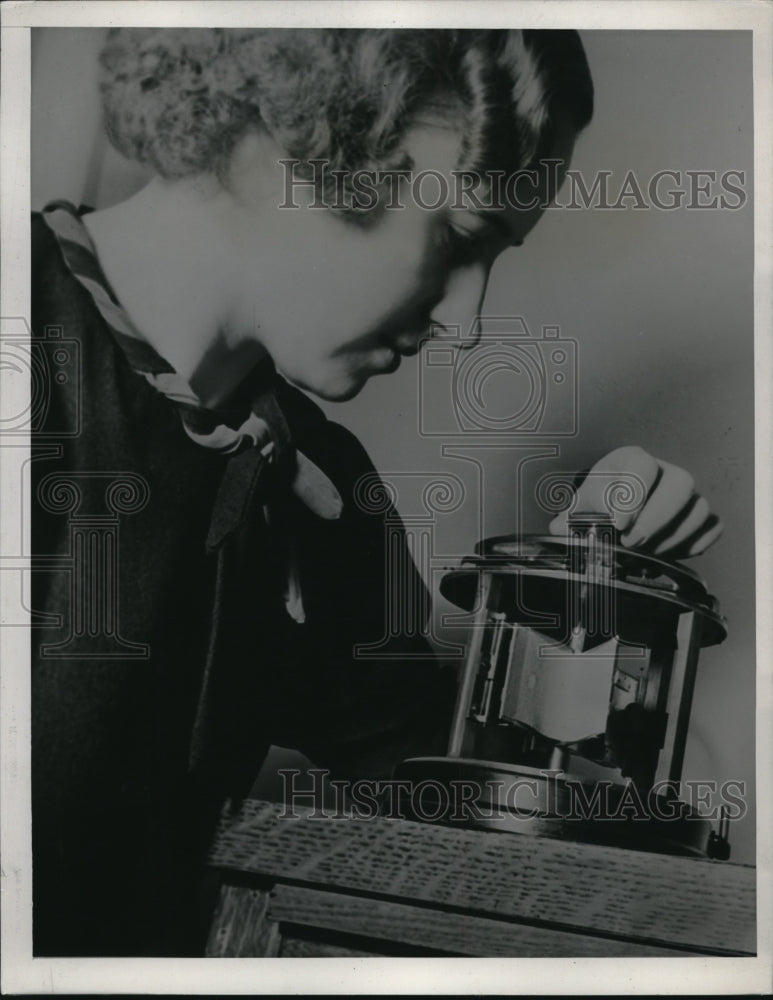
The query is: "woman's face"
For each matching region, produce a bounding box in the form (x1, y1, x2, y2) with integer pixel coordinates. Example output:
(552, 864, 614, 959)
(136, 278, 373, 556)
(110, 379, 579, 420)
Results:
(225, 118, 576, 401)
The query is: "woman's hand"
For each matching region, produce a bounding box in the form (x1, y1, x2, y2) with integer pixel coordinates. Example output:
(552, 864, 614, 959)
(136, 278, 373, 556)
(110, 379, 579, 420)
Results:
(548, 445, 723, 558)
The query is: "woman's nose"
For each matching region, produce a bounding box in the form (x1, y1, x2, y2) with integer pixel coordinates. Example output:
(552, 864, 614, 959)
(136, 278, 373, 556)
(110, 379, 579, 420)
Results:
(430, 261, 491, 346)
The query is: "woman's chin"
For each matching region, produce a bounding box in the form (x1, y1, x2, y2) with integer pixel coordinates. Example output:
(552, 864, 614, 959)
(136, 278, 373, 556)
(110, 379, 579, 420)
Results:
(288, 353, 401, 402)
(291, 370, 369, 403)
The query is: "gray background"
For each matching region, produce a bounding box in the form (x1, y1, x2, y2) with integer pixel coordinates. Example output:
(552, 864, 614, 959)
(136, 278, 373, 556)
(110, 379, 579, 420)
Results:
(31, 29, 755, 863)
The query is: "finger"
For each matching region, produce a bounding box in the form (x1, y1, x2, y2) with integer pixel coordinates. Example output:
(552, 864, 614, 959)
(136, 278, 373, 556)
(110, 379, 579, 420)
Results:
(686, 515, 724, 557)
(653, 495, 710, 554)
(548, 511, 569, 535)
(549, 446, 660, 535)
(658, 514, 723, 560)
(577, 447, 660, 532)
(621, 460, 694, 548)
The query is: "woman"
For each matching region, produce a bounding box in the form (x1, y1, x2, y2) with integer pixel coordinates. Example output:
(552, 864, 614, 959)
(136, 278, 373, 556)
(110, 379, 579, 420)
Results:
(31, 27, 721, 956)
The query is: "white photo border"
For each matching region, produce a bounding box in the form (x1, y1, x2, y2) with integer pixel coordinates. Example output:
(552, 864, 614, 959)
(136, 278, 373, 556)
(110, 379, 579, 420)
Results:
(1, 1, 771, 994)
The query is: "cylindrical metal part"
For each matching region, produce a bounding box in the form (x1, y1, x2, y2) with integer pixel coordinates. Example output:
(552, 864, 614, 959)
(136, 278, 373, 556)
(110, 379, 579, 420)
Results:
(407, 532, 729, 855)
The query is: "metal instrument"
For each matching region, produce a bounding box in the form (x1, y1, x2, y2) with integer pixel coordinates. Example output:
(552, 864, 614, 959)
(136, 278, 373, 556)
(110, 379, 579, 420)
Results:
(396, 513, 731, 857)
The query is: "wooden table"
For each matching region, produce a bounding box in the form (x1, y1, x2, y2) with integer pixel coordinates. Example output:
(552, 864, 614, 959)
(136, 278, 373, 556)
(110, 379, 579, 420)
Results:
(206, 798, 756, 958)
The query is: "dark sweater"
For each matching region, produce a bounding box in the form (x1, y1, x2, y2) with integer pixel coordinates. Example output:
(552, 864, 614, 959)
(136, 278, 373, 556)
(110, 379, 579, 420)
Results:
(30, 211, 453, 956)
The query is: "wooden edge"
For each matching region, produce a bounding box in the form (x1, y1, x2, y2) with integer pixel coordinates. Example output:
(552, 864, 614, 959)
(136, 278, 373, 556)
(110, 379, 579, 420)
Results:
(205, 884, 280, 957)
(267, 884, 710, 958)
(208, 800, 756, 955)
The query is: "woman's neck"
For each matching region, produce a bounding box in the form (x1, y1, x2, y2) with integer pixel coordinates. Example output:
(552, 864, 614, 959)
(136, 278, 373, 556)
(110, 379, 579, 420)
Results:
(83, 178, 266, 408)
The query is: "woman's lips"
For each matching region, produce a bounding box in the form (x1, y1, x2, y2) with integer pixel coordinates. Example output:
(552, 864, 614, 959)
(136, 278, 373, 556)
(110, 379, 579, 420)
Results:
(374, 347, 401, 373)
(368, 320, 432, 373)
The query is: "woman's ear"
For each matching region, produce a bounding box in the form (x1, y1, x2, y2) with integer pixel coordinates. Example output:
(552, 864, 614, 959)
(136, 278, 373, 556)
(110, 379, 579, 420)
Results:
(224, 125, 293, 208)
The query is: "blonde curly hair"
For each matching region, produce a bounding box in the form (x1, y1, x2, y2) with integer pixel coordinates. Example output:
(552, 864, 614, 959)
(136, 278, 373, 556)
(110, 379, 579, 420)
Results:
(99, 28, 592, 218)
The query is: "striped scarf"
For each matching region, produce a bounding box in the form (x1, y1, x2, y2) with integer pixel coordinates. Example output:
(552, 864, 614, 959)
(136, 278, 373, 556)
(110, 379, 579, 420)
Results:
(42, 201, 343, 622)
